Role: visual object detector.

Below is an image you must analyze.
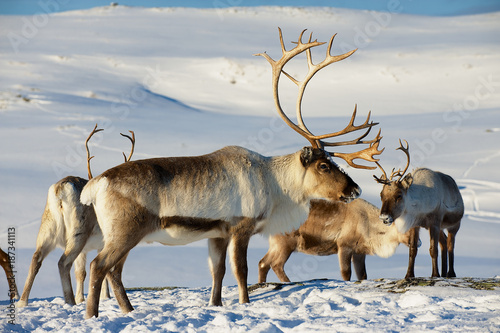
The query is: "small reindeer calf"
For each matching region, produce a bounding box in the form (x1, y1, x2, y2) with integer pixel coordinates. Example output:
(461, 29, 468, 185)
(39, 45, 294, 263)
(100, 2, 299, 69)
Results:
(259, 198, 413, 282)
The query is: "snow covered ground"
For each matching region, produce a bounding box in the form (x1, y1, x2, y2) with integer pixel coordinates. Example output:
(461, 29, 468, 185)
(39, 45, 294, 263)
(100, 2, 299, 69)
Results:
(0, 4, 499, 332)
(5, 278, 500, 332)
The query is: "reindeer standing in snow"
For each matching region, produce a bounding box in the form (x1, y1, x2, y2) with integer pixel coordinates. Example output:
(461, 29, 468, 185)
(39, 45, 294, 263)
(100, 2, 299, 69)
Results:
(258, 198, 413, 283)
(17, 126, 135, 307)
(374, 140, 463, 278)
(81, 28, 384, 318)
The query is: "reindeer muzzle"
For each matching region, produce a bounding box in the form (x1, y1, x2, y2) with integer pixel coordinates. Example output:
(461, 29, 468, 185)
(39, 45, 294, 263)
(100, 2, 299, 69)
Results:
(341, 186, 361, 203)
(379, 214, 393, 226)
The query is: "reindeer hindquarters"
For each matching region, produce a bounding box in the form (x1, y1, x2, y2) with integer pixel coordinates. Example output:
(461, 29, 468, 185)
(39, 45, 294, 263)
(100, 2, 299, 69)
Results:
(208, 237, 229, 306)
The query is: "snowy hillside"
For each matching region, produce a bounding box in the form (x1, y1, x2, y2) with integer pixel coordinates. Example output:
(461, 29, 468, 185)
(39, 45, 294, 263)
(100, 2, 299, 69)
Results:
(0, 5, 499, 332)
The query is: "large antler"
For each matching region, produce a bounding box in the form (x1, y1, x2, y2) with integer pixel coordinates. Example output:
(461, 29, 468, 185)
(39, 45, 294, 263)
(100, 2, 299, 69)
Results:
(85, 124, 104, 180)
(120, 130, 135, 162)
(374, 139, 411, 184)
(256, 28, 383, 169)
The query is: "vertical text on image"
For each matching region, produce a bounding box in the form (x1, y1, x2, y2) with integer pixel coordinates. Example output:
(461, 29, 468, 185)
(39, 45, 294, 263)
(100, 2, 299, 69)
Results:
(6, 227, 17, 325)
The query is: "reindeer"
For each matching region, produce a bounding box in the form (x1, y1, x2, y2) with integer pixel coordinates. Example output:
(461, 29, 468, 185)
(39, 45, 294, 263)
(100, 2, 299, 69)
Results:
(374, 139, 464, 279)
(17, 126, 135, 308)
(1, 248, 19, 300)
(81, 28, 384, 318)
(258, 198, 413, 283)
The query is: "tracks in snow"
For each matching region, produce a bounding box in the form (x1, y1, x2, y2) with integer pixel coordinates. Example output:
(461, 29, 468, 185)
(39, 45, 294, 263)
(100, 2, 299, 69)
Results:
(457, 179, 500, 223)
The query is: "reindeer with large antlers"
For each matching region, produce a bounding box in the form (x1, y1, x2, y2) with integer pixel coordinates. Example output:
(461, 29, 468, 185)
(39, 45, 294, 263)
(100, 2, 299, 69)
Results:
(374, 140, 464, 278)
(17, 126, 135, 308)
(81, 28, 383, 318)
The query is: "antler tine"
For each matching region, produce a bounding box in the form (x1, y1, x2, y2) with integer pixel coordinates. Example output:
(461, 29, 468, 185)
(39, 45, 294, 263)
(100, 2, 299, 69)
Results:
(318, 106, 378, 145)
(255, 28, 324, 67)
(389, 168, 403, 181)
(394, 139, 410, 181)
(331, 129, 384, 170)
(278, 26, 287, 54)
(120, 130, 135, 162)
(373, 161, 390, 184)
(85, 123, 104, 180)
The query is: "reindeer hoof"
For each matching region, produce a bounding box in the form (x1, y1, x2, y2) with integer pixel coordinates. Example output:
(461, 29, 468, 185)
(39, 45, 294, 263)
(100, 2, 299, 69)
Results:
(16, 300, 28, 308)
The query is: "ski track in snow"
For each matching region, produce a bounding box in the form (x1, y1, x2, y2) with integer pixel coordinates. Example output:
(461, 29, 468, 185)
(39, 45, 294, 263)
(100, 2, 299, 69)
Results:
(458, 179, 500, 223)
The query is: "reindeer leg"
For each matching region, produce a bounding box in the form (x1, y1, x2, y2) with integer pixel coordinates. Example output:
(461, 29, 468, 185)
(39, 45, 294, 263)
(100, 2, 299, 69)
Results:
(106, 252, 132, 313)
(208, 237, 229, 306)
(259, 234, 294, 283)
(229, 236, 251, 303)
(270, 254, 293, 283)
(353, 253, 367, 280)
(429, 224, 441, 278)
(74, 252, 87, 304)
(73, 250, 111, 305)
(446, 225, 459, 278)
(439, 230, 448, 278)
(58, 237, 90, 306)
(86, 238, 138, 318)
(86, 255, 106, 318)
(1, 249, 18, 300)
(268, 245, 293, 283)
(101, 276, 111, 300)
(405, 227, 420, 279)
(258, 252, 272, 283)
(338, 247, 353, 281)
(18, 244, 55, 308)
(229, 219, 254, 304)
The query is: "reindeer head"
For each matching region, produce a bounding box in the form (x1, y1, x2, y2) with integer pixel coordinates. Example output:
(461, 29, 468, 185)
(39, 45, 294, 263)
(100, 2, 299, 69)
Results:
(298, 147, 361, 202)
(373, 139, 412, 225)
(257, 28, 384, 203)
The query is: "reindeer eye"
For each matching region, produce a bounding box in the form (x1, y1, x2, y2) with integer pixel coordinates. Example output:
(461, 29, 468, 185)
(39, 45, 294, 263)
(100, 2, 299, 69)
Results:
(319, 162, 330, 172)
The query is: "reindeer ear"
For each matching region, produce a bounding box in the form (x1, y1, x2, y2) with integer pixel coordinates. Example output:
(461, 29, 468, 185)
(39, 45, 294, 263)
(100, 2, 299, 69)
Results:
(300, 147, 314, 166)
(401, 173, 413, 189)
